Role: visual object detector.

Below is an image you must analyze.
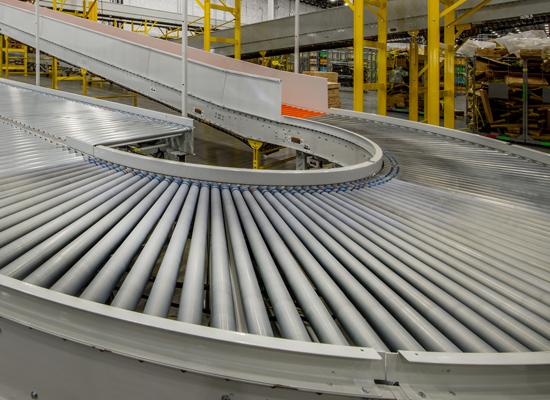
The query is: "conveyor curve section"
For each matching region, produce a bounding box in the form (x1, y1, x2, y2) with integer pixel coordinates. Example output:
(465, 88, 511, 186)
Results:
(1, 84, 550, 357)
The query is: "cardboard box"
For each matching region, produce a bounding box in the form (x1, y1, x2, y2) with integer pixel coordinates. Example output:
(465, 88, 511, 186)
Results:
(301, 71, 338, 82)
(520, 49, 542, 59)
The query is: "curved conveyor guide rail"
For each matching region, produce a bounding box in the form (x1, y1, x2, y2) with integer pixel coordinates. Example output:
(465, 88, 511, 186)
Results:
(1, 82, 550, 360)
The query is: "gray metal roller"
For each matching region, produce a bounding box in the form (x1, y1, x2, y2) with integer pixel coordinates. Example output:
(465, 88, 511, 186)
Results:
(242, 188, 349, 347)
(220, 187, 273, 337)
(48, 178, 168, 294)
(177, 185, 210, 325)
(111, 182, 191, 311)
(270, 190, 462, 353)
(230, 188, 311, 342)
(143, 183, 200, 318)
(209, 186, 237, 331)
(80, 180, 181, 304)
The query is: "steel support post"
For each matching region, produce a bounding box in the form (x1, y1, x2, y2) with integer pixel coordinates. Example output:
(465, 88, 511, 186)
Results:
(0, 35, 3, 79)
(35, 0, 40, 86)
(234, 0, 241, 60)
(4, 42, 9, 79)
(202, 0, 240, 59)
(356, 0, 387, 115)
(352, 0, 363, 112)
(376, 0, 387, 116)
(443, 1, 456, 129)
(426, 0, 440, 126)
(408, 30, 419, 122)
(87, 1, 98, 22)
(204, 0, 211, 52)
(51, 57, 58, 89)
(82, 69, 87, 96)
(182, 0, 188, 115)
(428, 0, 491, 127)
(248, 140, 262, 169)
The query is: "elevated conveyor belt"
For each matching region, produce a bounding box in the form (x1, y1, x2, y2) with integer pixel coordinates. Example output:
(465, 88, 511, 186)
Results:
(0, 1, 550, 398)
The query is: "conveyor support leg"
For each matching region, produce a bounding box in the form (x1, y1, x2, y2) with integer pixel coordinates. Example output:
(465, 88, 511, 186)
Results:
(248, 140, 263, 169)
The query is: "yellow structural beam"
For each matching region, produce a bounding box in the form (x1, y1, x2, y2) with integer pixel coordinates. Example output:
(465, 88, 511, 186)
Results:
(426, 0, 490, 127)
(247, 140, 295, 169)
(84, 0, 98, 21)
(211, 37, 238, 44)
(352, 0, 364, 112)
(343, 0, 355, 11)
(210, 4, 233, 12)
(364, 83, 384, 90)
(447, 0, 492, 26)
(0, 35, 4, 79)
(2, 41, 28, 78)
(204, 0, 211, 52)
(426, 0, 440, 126)
(51, 57, 58, 89)
(439, 0, 468, 18)
(199, 0, 240, 59)
(377, 0, 387, 116)
(408, 30, 419, 122)
(352, 0, 386, 115)
(58, 0, 68, 12)
(364, 0, 381, 6)
(363, 40, 384, 49)
(443, 0, 455, 129)
(248, 140, 263, 169)
(234, 0, 241, 59)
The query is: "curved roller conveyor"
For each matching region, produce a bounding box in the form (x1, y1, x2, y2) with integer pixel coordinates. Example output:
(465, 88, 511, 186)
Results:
(0, 0, 550, 397)
(0, 81, 549, 399)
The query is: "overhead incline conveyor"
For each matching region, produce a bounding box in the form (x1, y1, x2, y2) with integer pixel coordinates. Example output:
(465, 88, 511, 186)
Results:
(0, 1, 549, 398)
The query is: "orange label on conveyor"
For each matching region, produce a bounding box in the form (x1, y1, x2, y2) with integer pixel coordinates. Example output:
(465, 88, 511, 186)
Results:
(281, 105, 326, 119)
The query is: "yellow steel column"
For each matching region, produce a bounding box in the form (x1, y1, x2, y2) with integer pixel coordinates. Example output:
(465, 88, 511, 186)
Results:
(87, 1, 98, 22)
(51, 57, 59, 89)
(408, 30, 419, 122)
(53, 0, 57, 11)
(0, 35, 3, 79)
(377, 0, 387, 116)
(23, 45, 28, 77)
(443, 1, 455, 129)
(82, 69, 87, 96)
(204, 0, 211, 52)
(234, 0, 241, 60)
(5, 41, 9, 79)
(426, 0, 440, 126)
(353, 0, 364, 112)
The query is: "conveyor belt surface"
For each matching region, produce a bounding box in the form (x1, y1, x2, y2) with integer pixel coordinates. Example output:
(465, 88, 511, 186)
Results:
(1, 106, 550, 355)
(0, 83, 191, 146)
